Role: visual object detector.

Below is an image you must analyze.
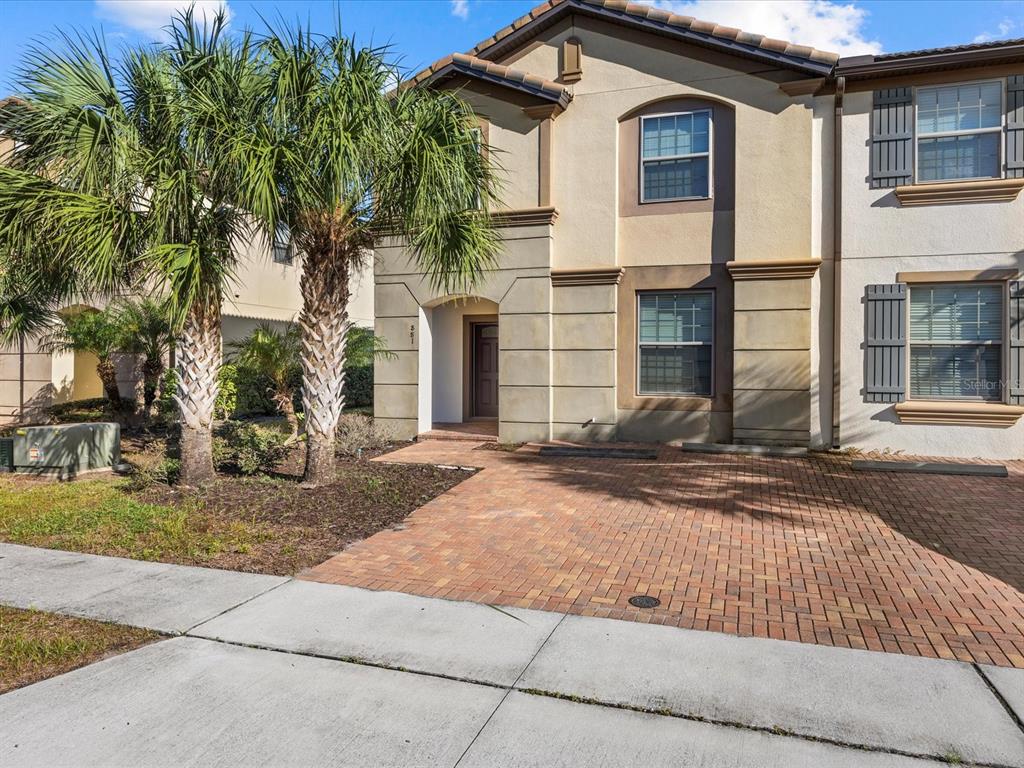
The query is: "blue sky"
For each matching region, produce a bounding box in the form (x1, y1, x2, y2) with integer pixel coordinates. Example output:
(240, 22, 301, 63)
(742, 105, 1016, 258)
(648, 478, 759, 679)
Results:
(2, 0, 1023, 91)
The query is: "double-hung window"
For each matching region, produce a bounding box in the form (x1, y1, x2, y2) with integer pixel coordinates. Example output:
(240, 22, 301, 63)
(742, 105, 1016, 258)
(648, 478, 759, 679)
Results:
(272, 223, 293, 264)
(637, 291, 713, 396)
(916, 82, 1002, 182)
(909, 283, 1003, 401)
(640, 110, 711, 202)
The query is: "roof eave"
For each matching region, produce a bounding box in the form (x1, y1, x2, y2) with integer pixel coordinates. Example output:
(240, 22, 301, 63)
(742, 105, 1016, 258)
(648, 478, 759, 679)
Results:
(420, 63, 572, 110)
(474, 0, 835, 77)
(836, 43, 1024, 79)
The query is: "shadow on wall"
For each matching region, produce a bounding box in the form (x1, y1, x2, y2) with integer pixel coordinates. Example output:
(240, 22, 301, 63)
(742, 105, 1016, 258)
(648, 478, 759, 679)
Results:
(491, 447, 1024, 597)
(0, 382, 66, 426)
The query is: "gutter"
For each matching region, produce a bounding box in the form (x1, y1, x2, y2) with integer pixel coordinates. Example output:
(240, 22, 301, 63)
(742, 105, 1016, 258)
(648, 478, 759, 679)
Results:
(831, 75, 845, 449)
(836, 41, 1024, 79)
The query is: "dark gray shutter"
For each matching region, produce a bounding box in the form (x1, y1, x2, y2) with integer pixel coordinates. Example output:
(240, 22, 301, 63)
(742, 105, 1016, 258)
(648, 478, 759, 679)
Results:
(1010, 281, 1023, 405)
(865, 284, 907, 403)
(870, 88, 913, 189)
(1007, 76, 1024, 180)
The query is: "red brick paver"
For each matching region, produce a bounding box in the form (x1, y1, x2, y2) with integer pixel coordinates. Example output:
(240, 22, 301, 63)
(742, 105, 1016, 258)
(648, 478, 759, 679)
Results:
(305, 441, 1024, 668)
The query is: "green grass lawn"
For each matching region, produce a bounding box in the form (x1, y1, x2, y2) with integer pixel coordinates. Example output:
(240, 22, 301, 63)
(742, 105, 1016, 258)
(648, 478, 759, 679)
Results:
(0, 478, 272, 564)
(0, 606, 158, 693)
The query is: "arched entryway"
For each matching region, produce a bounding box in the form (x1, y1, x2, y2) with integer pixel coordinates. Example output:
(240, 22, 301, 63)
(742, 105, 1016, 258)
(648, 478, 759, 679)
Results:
(417, 296, 499, 437)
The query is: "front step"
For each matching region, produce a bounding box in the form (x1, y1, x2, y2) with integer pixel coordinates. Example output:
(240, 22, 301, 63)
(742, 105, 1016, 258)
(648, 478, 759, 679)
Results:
(417, 429, 498, 443)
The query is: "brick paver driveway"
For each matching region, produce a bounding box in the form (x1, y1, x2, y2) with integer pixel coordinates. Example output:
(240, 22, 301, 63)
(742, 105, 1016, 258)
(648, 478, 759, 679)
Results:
(305, 440, 1024, 668)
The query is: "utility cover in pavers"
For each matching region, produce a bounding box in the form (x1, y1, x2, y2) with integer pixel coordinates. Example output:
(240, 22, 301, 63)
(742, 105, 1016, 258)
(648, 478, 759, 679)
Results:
(0, 543, 287, 634)
(0, 637, 504, 768)
(515, 614, 1024, 766)
(459, 691, 945, 768)
(190, 579, 562, 686)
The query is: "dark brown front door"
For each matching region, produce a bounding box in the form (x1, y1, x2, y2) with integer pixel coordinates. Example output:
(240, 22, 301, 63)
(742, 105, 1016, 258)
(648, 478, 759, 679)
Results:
(473, 324, 499, 418)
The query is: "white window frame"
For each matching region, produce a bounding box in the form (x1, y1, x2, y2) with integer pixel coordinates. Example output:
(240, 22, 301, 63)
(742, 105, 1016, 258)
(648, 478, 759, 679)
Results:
(905, 281, 1006, 403)
(913, 79, 1005, 184)
(639, 110, 714, 203)
(636, 289, 715, 397)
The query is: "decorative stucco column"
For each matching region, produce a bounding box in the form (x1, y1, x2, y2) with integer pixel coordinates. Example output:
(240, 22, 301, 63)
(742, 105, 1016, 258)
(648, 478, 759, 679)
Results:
(549, 267, 624, 441)
(727, 258, 822, 446)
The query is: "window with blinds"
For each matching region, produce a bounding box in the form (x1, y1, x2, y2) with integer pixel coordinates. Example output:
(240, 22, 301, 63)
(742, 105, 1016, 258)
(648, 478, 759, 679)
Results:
(909, 283, 1003, 400)
(916, 82, 1002, 182)
(640, 111, 711, 202)
(637, 291, 713, 396)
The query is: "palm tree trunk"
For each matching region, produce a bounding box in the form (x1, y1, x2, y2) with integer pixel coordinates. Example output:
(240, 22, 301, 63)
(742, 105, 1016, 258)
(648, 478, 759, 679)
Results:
(142, 356, 164, 422)
(276, 390, 299, 438)
(299, 250, 350, 487)
(96, 358, 121, 403)
(175, 300, 222, 486)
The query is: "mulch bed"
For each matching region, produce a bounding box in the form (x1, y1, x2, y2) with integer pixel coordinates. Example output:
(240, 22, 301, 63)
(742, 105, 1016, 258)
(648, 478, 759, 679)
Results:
(127, 436, 472, 575)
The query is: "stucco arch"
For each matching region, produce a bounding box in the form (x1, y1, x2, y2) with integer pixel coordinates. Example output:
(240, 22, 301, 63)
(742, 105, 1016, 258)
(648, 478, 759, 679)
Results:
(422, 294, 500, 312)
(53, 304, 105, 403)
(618, 92, 737, 123)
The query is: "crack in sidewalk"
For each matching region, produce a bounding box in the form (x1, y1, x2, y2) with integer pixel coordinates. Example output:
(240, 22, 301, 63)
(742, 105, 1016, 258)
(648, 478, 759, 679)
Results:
(180, 621, 1019, 768)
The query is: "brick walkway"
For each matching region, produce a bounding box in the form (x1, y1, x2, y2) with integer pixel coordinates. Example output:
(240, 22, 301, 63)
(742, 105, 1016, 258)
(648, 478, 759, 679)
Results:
(304, 441, 1024, 668)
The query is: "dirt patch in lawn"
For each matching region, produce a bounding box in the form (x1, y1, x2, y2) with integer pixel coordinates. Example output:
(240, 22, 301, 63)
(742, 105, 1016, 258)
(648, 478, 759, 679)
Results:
(0, 606, 158, 694)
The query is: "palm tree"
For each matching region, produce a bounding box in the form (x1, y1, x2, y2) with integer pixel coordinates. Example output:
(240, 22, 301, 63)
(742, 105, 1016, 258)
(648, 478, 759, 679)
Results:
(344, 326, 389, 368)
(228, 322, 302, 436)
(227, 26, 500, 486)
(115, 297, 174, 420)
(0, 12, 262, 485)
(45, 308, 124, 403)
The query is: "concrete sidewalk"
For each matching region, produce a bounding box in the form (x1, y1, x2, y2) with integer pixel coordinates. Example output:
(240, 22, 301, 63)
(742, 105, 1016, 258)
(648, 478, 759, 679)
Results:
(2, 543, 1023, 767)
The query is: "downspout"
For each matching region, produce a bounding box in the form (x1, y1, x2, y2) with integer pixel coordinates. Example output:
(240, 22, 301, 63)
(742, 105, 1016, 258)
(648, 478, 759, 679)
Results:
(18, 332, 25, 422)
(831, 75, 845, 449)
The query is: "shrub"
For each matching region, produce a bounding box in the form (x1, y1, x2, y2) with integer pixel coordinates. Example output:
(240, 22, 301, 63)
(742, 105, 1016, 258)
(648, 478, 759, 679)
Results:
(157, 369, 179, 423)
(128, 457, 180, 489)
(342, 365, 373, 408)
(213, 421, 289, 476)
(44, 398, 110, 422)
(335, 413, 393, 458)
(214, 364, 239, 420)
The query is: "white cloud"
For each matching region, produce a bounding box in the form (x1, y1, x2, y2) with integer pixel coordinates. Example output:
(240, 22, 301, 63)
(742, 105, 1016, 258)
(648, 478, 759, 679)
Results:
(95, 0, 231, 40)
(654, 0, 882, 56)
(451, 0, 469, 20)
(973, 18, 1018, 44)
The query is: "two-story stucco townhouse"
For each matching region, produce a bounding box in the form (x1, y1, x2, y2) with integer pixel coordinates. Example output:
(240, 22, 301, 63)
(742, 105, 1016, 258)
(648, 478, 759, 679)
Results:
(373, 0, 1023, 460)
(0, 120, 374, 421)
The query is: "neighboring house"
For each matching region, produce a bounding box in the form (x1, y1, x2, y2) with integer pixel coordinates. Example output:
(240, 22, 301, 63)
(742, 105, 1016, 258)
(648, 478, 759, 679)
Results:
(0, 126, 374, 422)
(834, 47, 1023, 458)
(374, 0, 1023, 459)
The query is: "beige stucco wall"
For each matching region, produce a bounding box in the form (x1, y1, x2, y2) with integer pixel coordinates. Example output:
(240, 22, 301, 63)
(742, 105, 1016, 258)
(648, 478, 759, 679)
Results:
(373, 224, 554, 442)
(373, 12, 825, 445)
(224, 231, 375, 329)
(837, 89, 1024, 459)
(0, 336, 53, 423)
(508, 16, 815, 272)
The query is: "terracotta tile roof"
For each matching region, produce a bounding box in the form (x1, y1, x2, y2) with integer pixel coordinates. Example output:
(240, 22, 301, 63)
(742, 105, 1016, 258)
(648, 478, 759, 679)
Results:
(408, 0, 837, 94)
(837, 37, 1024, 77)
(410, 53, 572, 108)
(469, 0, 838, 67)
(873, 37, 1024, 61)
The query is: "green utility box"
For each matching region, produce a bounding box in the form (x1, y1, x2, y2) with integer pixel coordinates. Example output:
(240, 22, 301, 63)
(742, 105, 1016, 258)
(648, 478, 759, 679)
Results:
(9, 423, 121, 479)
